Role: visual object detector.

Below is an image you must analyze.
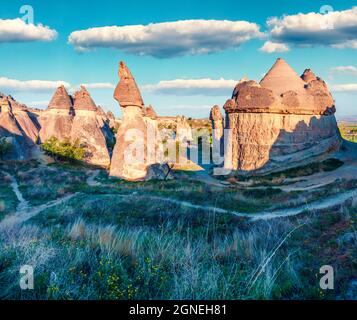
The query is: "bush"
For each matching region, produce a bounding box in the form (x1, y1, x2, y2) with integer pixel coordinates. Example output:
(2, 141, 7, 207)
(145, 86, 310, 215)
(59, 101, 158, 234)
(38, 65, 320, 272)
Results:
(0, 137, 12, 160)
(42, 137, 85, 162)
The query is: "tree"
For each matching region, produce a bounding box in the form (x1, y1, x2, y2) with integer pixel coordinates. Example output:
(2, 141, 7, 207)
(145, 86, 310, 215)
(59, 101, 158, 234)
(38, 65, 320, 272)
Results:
(41, 137, 85, 162)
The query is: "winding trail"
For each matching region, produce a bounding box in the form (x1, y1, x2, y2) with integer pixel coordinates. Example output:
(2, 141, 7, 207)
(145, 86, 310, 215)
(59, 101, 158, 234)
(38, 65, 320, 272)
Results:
(0, 172, 78, 229)
(1, 161, 356, 229)
(132, 188, 357, 221)
(1, 171, 29, 211)
(0, 193, 78, 229)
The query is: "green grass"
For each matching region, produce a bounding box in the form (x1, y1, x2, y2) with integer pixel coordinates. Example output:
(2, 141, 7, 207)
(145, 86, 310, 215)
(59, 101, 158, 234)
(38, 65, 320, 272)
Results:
(0, 170, 18, 217)
(0, 161, 356, 300)
(1, 192, 355, 299)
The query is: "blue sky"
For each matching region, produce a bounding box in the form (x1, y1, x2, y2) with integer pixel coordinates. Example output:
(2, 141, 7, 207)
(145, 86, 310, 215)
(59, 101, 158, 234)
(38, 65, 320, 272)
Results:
(0, 0, 356, 119)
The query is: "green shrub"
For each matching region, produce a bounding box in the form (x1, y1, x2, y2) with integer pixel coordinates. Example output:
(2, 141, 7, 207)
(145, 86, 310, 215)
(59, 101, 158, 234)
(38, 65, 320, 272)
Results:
(0, 137, 12, 160)
(42, 137, 85, 162)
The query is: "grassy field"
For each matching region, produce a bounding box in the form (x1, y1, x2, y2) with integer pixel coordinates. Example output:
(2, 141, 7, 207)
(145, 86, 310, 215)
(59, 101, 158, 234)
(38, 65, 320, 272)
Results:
(0, 160, 356, 300)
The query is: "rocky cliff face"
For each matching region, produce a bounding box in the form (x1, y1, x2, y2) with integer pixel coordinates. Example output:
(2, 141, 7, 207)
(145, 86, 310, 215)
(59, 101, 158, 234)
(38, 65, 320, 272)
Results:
(0, 96, 40, 160)
(222, 58, 341, 174)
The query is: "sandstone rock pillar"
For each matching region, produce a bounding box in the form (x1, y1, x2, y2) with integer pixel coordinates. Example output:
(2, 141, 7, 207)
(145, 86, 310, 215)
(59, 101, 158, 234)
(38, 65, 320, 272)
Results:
(109, 62, 150, 180)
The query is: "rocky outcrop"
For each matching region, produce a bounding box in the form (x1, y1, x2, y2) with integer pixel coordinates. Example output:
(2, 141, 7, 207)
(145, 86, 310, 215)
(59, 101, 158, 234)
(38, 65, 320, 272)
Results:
(70, 86, 111, 167)
(222, 58, 341, 174)
(210, 105, 224, 161)
(176, 116, 193, 142)
(39, 85, 111, 167)
(0, 96, 40, 160)
(210, 105, 224, 142)
(145, 105, 157, 118)
(110, 61, 171, 181)
(39, 85, 74, 142)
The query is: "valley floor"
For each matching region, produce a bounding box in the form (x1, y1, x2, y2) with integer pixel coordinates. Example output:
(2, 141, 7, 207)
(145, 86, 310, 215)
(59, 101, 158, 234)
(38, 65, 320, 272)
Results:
(0, 144, 356, 299)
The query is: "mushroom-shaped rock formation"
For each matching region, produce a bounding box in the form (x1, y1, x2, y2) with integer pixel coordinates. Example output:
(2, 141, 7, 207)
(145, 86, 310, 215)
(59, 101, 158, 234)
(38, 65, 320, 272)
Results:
(114, 61, 144, 109)
(110, 61, 171, 181)
(222, 58, 341, 174)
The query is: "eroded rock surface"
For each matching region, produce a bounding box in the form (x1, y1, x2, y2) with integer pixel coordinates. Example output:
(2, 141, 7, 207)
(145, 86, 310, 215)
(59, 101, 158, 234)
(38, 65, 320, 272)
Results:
(222, 58, 341, 174)
(0, 96, 40, 160)
(39, 85, 74, 142)
(39, 85, 111, 167)
(110, 61, 171, 181)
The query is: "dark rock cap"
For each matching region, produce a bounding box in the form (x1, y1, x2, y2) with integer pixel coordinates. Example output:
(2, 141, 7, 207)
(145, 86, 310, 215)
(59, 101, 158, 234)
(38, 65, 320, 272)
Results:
(114, 61, 144, 108)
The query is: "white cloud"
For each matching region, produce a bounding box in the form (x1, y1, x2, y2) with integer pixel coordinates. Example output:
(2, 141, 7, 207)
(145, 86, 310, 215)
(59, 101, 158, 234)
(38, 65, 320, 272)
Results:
(0, 77, 70, 93)
(266, 7, 357, 49)
(68, 19, 263, 58)
(79, 83, 115, 89)
(142, 78, 238, 96)
(259, 41, 289, 53)
(330, 66, 357, 75)
(0, 18, 57, 43)
(331, 83, 357, 92)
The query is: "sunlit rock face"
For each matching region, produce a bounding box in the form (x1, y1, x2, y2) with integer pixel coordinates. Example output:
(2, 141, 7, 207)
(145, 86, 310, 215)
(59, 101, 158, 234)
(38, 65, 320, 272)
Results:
(109, 61, 171, 181)
(70, 86, 111, 167)
(39, 85, 74, 142)
(39, 85, 111, 167)
(0, 96, 40, 160)
(223, 58, 341, 174)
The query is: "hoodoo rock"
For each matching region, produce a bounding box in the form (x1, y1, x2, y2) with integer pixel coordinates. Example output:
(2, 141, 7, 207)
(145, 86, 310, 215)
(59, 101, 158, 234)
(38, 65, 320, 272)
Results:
(209, 105, 224, 142)
(210, 105, 224, 160)
(39, 85, 111, 167)
(39, 85, 74, 142)
(70, 86, 111, 167)
(221, 58, 341, 174)
(110, 61, 171, 181)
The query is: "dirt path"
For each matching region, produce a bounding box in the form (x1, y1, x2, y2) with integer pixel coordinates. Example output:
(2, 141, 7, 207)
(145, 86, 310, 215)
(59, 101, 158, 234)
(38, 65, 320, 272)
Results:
(86, 170, 101, 186)
(126, 187, 357, 221)
(0, 172, 78, 229)
(8, 174, 29, 211)
(0, 193, 78, 230)
(189, 170, 228, 187)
